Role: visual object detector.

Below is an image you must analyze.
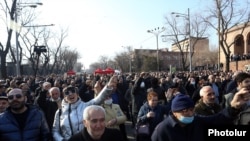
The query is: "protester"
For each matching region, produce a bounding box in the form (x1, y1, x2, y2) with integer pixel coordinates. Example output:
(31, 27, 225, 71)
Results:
(79, 79, 95, 102)
(102, 96, 127, 140)
(151, 92, 250, 141)
(19, 82, 33, 104)
(0, 88, 50, 140)
(136, 91, 168, 141)
(68, 105, 124, 141)
(207, 74, 221, 103)
(52, 75, 118, 141)
(131, 72, 148, 127)
(0, 96, 9, 113)
(35, 86, 62, 140)
(0, 85, 6, 96)
(222, 72, 250, 108)
(194, 85, 222, 116)
(221, 72, 250, 125)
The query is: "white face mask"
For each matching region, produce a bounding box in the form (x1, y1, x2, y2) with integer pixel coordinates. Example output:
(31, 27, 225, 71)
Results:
(140, 82, 145, 88)
(104, 99, 113, 105)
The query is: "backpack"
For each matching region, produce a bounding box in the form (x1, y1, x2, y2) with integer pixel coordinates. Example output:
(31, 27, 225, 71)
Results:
(235, 106, 250, 125)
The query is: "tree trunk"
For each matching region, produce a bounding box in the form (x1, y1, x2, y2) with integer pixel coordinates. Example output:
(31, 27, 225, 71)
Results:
(0, 52, 7, 79)
(225, 55, 230, 72)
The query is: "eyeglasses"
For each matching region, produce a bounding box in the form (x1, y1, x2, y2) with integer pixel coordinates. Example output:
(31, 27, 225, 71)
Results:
(64, 87, 76, 95)
(7, 94, 23, 100)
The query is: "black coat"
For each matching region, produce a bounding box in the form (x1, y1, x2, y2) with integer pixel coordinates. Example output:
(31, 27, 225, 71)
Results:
(68, 127, 124, 141)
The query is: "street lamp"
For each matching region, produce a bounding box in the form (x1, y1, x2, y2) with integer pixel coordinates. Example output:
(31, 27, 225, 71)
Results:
(15, 2, 43, 76)
(147, 27, 165, 71)
(172, 8, 192, 72)
(23, 24, 55, 28)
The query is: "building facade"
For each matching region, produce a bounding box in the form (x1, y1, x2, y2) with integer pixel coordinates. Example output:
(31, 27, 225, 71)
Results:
(220, 22, 250, 71)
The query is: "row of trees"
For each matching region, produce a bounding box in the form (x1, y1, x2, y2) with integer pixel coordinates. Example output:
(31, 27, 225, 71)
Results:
(0, 0, 82, 78)
(1, 0, 250, 78)
(89, 0, 250, 73)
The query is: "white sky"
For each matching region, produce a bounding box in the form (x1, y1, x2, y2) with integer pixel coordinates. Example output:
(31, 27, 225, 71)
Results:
(36, 0, 214, 69)
(1, 0, 214, 69)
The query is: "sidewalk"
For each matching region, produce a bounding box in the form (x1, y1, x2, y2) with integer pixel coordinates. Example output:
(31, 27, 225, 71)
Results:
(125, 120, 136, 141)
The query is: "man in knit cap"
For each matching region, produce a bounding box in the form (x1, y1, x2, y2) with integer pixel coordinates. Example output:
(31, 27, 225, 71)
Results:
(152, 92, 250, 141)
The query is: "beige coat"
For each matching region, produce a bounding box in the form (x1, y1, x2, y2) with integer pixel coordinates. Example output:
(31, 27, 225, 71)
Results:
(102, 103, 127, 130)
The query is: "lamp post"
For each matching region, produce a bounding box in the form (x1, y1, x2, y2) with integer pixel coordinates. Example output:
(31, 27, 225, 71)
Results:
(147, 27, 165, 71)
(172, 8, 192, 72)
(15, 2, 43, 76)
(23, 24, 55, 27)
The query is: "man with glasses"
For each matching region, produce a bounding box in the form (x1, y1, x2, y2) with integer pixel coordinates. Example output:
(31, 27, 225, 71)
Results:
(151, 92, 250, 141)
(0, 88, 50, 140)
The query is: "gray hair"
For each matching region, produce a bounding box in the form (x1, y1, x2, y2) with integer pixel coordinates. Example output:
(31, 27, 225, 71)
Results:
(43, 82, 51, 88)
(49, 87, 60, 94)
(83, 105, 105, 120)
(199, 85, 213, 96)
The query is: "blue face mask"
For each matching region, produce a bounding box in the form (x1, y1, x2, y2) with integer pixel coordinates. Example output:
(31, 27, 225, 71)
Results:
(179, 116, 194, 124)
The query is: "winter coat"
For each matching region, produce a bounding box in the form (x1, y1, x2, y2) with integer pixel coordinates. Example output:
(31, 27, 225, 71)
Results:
(0, 105, 50, 141)
(52, 86, 113, 141)
(194, 99, 222, 116)
(137, 102, 167, 135)
(68, 127, 124, 141)
(35, 89, 61, 131)
(102, 103, 127, 130)
(151, 107, 239, 141)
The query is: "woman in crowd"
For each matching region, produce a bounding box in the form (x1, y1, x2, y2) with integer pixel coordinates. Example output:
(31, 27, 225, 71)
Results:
(136, 91, 168, 141)
(102, 96, 127, 140)
(52, 75, 117, 141)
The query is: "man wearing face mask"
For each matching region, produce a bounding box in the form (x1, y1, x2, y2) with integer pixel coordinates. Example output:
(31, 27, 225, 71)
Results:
(102, 96, 127, 140)
(151, 92, 250, 141)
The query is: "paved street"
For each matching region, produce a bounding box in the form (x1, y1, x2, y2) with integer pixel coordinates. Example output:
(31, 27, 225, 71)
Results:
(125, 120, 136, 141)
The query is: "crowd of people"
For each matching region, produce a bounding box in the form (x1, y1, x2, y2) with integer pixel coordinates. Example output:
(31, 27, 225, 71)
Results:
(0, 69, 249, 141)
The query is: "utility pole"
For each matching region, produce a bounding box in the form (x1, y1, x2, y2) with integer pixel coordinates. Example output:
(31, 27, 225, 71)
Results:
(14, 2, 43, 76)
(172, 8, 192, 72)
(147, 27, 165, 71)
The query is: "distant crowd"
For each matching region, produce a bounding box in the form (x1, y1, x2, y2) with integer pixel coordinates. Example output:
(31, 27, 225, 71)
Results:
(0, 69, 250, 141)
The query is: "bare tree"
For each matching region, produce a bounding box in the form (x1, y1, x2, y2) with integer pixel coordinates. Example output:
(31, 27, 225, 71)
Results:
(114, 52, 129, 72)
(61, 48, 80, 72)
(203, 0, 250, 72)
(163, 10, 209, 71)
(98, 55, 109, 69)
(0, 0, 43, 78)
(45, 28, 68, 74)
(0, 0, 17, 78)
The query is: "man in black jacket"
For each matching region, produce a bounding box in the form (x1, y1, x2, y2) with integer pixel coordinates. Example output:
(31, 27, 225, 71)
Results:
(68, 105, 124, 141)
(151, 91, 250, 141)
